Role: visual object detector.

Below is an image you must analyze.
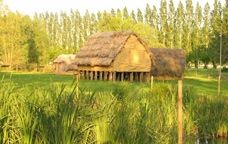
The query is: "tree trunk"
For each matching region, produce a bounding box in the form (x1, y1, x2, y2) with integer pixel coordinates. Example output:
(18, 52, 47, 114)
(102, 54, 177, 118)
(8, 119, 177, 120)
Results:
(212, 61, 217, 69)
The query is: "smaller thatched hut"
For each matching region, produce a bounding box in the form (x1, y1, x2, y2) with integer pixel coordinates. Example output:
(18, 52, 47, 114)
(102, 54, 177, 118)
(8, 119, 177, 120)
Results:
(53, 54, 76, 73)
(150, 48, 185, 80)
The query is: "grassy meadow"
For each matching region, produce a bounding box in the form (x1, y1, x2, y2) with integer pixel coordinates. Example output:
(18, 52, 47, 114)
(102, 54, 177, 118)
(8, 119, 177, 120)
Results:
(0, 70, 228, 143)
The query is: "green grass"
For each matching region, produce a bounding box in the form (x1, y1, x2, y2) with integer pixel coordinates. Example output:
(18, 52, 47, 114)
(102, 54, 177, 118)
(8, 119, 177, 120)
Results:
(0, 70, 227, 143)
(0, 70, 227, 97)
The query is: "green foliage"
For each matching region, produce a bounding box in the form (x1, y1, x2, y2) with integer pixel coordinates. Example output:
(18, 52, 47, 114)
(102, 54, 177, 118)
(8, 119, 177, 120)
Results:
(1, 0, 228, 69)
(97, 14, 164, 48)
(0, 72, 227, 143)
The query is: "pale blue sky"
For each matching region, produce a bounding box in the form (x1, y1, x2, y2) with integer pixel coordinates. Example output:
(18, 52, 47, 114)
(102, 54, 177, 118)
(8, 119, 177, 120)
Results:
(3, 0, 226, 16)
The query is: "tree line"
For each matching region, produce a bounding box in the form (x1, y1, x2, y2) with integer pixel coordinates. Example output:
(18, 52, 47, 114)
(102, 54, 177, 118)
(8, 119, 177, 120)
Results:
(0, 0, 228, 69)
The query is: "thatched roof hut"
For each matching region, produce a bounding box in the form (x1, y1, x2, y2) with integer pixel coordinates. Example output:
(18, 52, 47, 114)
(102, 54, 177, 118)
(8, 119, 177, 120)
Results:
(75, 31, 151, 72)
(53, 54, 76, 73)
(150, 48, 185, 79)
(75, 31, 185, 81)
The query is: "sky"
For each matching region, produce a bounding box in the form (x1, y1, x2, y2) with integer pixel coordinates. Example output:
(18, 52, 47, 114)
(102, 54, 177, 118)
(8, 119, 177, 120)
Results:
(3, 0, 226, 16)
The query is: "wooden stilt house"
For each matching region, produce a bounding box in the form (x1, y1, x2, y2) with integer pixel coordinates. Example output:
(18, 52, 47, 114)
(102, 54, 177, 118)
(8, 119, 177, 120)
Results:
(74, 31, 185, 81)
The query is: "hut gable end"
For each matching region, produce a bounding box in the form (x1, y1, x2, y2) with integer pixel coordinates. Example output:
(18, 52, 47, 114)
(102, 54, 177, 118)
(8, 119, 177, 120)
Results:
(113, 35, 151, 72)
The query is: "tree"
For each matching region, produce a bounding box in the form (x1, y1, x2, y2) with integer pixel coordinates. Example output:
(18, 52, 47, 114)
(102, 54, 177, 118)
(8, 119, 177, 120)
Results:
(167, 0, 175, 48)
(137, 9, 143, 23)
(123, 7, 129, 19)
(174, 1, 184, 49)
(159, 0, 168, 46)
(130, 10, 136, 23)
(0, 12, 26, 67)
(183, 0, 193, 54)
(145, 4, 152, 25)
(96, 13, 164, 48)
(200, 2, 211, 68)
(210, 0, 223, 67)
(191, 2, 203, 68)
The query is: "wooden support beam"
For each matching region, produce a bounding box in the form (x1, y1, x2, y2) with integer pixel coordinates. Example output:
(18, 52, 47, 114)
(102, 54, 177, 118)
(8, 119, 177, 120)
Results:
(94, 71, 97, 80)
(104, 71, 108, 80)
(135, 72, 138, 81)
(109, 72, 113, 81)
(90, 71, 94, 80)
(139, 72, 143, 82)
(178, 80, 183, 144)
(146, 72, 150, 82)
(84, 71, 86, 79)
(80, 71, 83, 79)
(99, 71, 103, 80)
(121, 72, 124, 82)
(113, 72, 116, 82)
(130, 72, 133, 82)
(150, 75, 154, 90)
(86, 71, 89, 80)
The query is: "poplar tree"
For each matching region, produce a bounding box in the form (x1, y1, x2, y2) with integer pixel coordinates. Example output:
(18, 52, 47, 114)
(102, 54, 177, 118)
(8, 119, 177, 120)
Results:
(159, 0, 168, 46)
(137, 8, 143, 23)
(123, 6, 129, 19)
(184, 0, 193, 54)
(130, 10, 136, 23)
(145, 3, 152, 25)
(201, 2, 211, 67)
(167, 0, 175, 48)
(174, 1, 184, 49)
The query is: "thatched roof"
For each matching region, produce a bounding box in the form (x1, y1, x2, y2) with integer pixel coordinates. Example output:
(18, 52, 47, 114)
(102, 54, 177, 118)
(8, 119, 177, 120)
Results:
(150, 48, 185, 79)
(53, 54, 75, 64)
(75, 31, 149, 66)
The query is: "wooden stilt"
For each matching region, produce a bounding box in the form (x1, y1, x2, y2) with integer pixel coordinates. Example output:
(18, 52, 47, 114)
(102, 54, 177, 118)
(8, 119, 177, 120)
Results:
(104, 71, 108, 80)
(84, 71, 86, 79)
(130, 72, 133, 82)
(135, 72, 138, 81)
(76, 73, 79, 98)
(178, 80, 183, 144)
(146, 72, 150, 82)
(99, 71, 103, 80)
(79, 71, 83, 79)
(90, 71, 94, 80)
(109, 71, 113, 81)
(121, 72, 124, 82)
(150, 75, 154, 90)
(140, 72, 143, 82)
(113, 72, 116, 82)
(94, 71, 97, 80)
(86, 71, 89, 80)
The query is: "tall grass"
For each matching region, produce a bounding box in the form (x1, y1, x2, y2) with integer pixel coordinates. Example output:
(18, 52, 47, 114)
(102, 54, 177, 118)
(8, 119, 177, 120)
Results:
(0, 79, 227, 143)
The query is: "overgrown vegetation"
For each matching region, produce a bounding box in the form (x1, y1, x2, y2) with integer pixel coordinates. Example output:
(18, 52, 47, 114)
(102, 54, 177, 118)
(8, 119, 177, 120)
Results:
(0, 72, 227, 143)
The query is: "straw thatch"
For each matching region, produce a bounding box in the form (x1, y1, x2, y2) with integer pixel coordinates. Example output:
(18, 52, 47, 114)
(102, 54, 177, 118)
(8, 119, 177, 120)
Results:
(53, 54, 75, 64)
(75, 31, 149, 66)
(53, 54, 76, 72)
(150, 48, 185, 79)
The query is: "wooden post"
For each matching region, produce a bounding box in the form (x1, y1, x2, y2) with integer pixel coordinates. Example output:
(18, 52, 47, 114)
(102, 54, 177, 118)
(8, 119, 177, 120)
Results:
(90, 71, 93, 80)
(135, 72, 138, 81)
(76, 73, 79, 98)
(150, 75, 154, 90)
(113, 72, 116, 82)
(109, 71, 113, 81)
(94, 71, 97, 80)
(104, 71, 108, 80)
(140, 72, 143, 82)
(178, 80, 183, 144)
(130, 72, 133, 82)
(86, 71, 89, 80)
(121, 72, 124, 82)
(99, 71, 103, 80)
